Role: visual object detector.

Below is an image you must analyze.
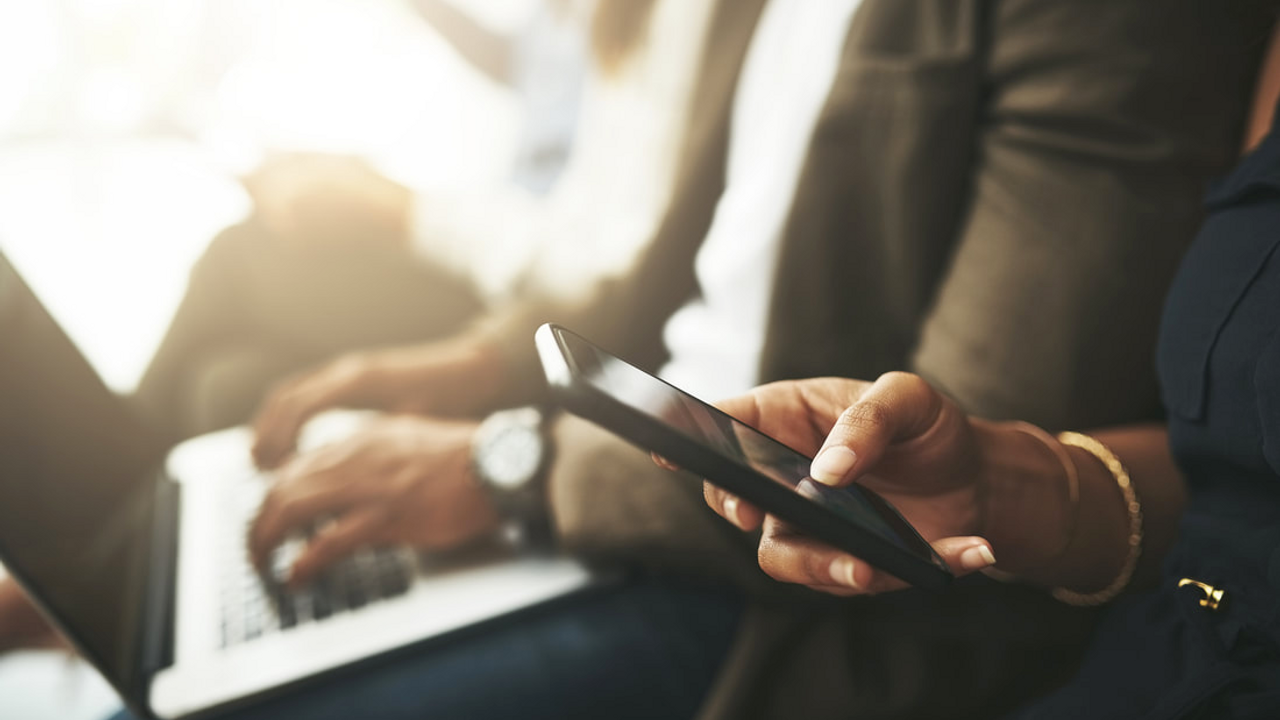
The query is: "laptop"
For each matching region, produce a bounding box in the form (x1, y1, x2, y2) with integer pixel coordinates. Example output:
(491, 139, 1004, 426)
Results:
(0, 249, 595, 718)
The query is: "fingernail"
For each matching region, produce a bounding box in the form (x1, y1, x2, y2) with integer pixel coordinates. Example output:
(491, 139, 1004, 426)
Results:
(830, 557, 860, 589)
(811, 447, 857, 485)
(959, 545, 997, 571)
(724, 496, 743, 527)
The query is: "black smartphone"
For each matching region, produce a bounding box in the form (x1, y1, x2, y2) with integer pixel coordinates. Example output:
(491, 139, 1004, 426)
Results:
(535, 324, 952, 590)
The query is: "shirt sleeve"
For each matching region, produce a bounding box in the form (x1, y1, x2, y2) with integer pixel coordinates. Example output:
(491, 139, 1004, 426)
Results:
(911, 0, 1265, 432)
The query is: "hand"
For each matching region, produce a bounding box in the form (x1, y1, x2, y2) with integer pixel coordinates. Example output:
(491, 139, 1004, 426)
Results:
(696, 373, 997, 596)
(251, 338, 503, 468)
(248, 415, 498, 587)
(242, 153, 412, 247)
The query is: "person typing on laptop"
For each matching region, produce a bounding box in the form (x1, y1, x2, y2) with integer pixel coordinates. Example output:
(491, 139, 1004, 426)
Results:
(2, 0, 717, 650)
(3, 2, 755, 718)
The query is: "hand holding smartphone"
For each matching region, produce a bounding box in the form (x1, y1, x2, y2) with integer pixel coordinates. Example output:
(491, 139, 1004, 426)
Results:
(535, 324, 952, 590)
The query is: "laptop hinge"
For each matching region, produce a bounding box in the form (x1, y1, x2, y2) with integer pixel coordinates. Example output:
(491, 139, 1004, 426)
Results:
(139, 473, 180, 680)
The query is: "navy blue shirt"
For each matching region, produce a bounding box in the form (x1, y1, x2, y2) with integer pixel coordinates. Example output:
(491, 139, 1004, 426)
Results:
(1014, 118, 1280, 719)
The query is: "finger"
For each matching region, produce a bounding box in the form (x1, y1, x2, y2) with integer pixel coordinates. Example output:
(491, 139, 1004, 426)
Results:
(253, 358, 378, 467)
(248, 461, 364, 569)
(251, 389, 309, 469)
(757, 517, 880, 593)
(252, 384, 329, 469)
(809, 372, 944, 486)
(757, 517, 997, 594)
(288, 508, 387, 587)
(702, 482, 764, 531)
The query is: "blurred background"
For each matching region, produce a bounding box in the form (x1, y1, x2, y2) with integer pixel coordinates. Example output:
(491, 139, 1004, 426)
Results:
(0, 1, 532, 717)
(0, 0, 525, 394)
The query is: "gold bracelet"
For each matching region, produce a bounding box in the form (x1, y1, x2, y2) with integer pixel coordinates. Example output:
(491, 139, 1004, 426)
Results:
(1050, 432, 1143, 606)
(1008, 422, 1080, 566)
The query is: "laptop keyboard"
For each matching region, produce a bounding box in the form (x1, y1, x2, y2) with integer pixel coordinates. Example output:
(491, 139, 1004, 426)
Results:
(217, 485, 414, 648)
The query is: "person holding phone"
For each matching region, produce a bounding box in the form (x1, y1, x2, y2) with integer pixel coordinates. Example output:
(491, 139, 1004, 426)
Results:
(698, 74, 1280, 720)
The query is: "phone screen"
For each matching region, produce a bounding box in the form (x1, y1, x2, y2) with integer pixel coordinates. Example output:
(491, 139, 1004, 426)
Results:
(560, 331, 936, 560)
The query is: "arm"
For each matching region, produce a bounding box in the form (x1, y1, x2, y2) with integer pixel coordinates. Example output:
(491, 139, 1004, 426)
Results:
(909, 0, 1267, 432)
(975, 422, 1181, 593)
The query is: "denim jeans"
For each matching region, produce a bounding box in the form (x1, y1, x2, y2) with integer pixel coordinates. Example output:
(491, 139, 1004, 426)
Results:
(110, 576, 744, 720)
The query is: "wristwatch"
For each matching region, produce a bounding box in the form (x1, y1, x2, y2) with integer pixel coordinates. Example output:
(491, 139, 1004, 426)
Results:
(471, 406, 554, 545)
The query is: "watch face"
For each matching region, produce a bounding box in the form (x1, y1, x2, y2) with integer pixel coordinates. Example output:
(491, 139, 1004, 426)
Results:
(477, 424, 544, 491)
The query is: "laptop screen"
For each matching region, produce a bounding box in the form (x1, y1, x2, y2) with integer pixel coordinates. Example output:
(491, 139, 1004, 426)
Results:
(0, 250, 164, 696)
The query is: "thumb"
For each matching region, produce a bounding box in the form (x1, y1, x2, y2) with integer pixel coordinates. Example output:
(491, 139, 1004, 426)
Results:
(809, 372, 944, 487)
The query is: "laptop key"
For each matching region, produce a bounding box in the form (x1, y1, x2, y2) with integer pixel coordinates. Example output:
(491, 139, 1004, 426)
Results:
(244, 613, 262, 640)
(310, 587, 332, 620)
(278, 601, 298, 629)
(378, 554, 413, 597)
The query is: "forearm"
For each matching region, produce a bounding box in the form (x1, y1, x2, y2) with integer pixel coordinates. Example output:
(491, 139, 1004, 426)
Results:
(362, 285, 660, 422)
(456, 271, 686, 416)
(976, 421, 1184, 595)
(377, 330, 516, 415)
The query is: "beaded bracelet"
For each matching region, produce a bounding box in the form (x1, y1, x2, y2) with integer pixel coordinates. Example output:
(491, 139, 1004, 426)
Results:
(1050, 432, 1144, 607)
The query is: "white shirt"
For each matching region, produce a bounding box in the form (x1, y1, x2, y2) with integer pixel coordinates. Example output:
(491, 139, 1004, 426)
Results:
(415, 0, 717, 301)
(659, 0, 863, 401)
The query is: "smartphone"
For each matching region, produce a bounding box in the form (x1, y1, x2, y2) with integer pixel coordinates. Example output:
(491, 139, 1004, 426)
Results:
(535, 324, 952, 590)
